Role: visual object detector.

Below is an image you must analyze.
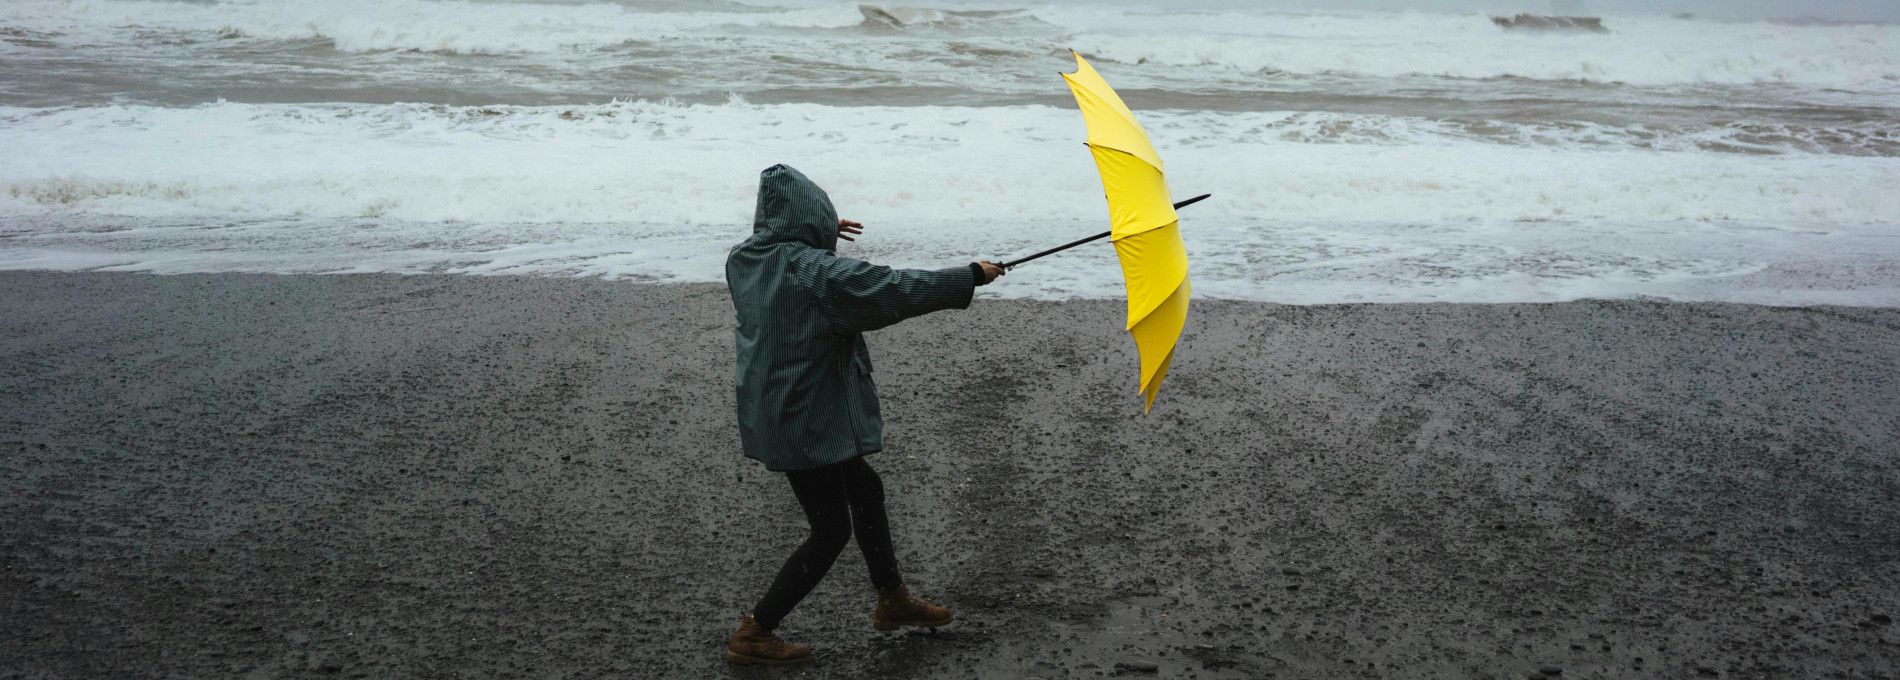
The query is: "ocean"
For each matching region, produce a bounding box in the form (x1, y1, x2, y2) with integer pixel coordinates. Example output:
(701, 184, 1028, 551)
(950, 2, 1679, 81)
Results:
(3, 0, 1896, 304)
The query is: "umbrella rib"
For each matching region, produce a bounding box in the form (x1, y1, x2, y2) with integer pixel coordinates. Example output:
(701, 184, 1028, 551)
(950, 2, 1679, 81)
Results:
(1084, 142, 1163, 173)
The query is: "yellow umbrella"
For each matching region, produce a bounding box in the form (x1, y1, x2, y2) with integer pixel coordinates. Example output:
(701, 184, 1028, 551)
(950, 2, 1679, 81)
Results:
(1062, 52, 1192, 412)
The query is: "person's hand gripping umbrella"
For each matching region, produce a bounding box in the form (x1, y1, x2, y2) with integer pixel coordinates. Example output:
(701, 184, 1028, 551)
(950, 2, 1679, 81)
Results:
(1003, 52, 1205, 412)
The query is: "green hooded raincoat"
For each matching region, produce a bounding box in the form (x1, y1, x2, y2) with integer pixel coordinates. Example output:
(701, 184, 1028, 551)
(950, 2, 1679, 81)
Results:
(726, 165, 978, 471)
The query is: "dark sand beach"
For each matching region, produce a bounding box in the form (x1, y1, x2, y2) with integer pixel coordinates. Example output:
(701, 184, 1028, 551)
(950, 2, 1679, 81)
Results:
(2, 271, 1896, 679)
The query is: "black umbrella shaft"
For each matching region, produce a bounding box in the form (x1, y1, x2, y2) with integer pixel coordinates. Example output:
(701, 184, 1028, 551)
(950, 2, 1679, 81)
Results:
(1002, 193, 1210, 269)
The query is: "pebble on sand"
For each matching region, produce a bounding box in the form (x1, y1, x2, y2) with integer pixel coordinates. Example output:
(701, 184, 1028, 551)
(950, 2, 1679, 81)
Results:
(1115, 659, 1160, 673)
(305, 651, 342, 674)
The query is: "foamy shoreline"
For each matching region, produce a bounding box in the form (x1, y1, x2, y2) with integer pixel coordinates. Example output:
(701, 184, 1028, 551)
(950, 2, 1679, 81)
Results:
(4, 213, 1896, 307)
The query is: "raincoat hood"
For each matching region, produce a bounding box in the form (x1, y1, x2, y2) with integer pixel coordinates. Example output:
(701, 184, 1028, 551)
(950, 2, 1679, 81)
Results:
(725, 164, 978, 471)
(750, 164, 839, 252)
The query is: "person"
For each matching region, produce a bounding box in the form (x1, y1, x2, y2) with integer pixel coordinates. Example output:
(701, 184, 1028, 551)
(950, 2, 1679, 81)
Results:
(722, 165, 1005, 665)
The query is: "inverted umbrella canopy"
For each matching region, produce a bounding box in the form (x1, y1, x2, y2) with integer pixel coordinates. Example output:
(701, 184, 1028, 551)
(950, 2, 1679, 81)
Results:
(1060, 51, 1191, 413)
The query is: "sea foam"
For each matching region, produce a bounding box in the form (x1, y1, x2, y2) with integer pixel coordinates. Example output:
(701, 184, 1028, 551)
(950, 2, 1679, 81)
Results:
(2, 100, 1895, 225)
(2, 100, 1896, 305)
(4, 1, 1897, 305)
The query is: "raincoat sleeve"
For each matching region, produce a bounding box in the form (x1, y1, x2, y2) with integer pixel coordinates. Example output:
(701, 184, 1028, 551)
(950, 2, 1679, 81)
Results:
(788, 248, 976, 335)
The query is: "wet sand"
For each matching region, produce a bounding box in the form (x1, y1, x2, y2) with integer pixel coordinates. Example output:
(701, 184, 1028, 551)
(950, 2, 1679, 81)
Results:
(2, 271, 1896, 679)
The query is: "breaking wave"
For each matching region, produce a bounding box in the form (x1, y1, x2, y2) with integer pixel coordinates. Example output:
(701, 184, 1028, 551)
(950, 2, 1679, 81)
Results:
(2, 0, 1893, 91)
(1, 0, 867, 53)
(3, 100, 1897, 226)
(1044, 8, 1900, 90)
(856, 4, 1042, 30)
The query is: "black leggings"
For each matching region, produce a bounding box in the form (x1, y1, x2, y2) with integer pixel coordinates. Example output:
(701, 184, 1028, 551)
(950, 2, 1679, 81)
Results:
(752, 456, 902, 632)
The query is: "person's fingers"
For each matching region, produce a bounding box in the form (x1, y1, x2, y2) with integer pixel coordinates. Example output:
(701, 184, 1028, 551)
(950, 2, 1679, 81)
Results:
(839, 234, 855, 241)
(839, 218, 862, 228)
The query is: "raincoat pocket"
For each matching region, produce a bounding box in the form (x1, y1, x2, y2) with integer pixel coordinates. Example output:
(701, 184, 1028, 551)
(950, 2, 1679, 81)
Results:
(847, 349, 882, 451)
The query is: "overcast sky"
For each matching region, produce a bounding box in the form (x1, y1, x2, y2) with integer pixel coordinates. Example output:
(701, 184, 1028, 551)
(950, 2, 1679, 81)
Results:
(1096, 0, 1900, 22)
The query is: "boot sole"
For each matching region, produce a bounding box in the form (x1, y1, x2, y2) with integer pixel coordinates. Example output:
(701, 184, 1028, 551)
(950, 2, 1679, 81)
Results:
(873, 613, 955, 631)
(725, 650, 812, 666)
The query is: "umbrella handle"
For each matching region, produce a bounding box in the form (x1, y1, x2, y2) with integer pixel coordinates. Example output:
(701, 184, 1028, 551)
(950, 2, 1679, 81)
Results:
(1001, 193, 1210, 270)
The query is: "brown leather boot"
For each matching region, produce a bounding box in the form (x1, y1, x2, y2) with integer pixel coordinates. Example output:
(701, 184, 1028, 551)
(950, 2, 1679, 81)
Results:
(873, 585, 955, 631)
(725, 613, 812, 665)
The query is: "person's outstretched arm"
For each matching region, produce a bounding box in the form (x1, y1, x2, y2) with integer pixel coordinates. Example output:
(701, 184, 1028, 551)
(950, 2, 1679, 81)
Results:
(789, 248, 1003, 335)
